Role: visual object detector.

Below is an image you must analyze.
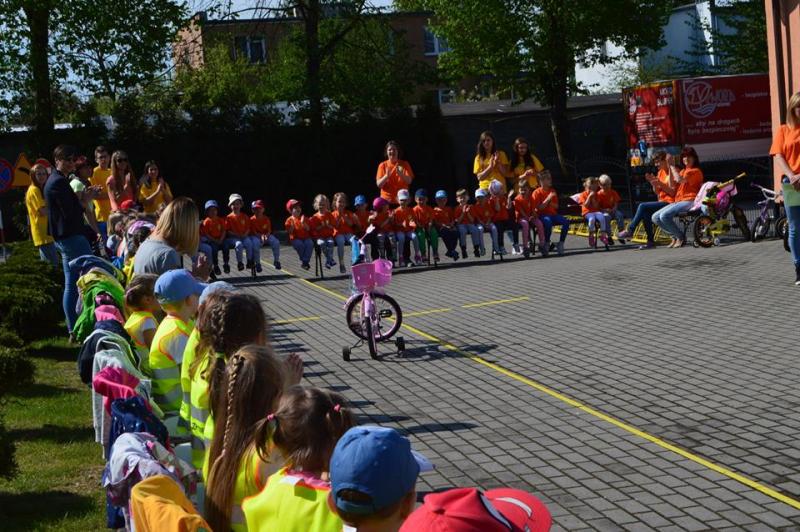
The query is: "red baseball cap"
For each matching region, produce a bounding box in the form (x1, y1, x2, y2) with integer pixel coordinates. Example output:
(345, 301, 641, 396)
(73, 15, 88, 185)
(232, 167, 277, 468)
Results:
(400, 487, 551, 532)
(119, 199, 135, 211)
(286, 199, 300, 213)
(252, 199, 265, 210)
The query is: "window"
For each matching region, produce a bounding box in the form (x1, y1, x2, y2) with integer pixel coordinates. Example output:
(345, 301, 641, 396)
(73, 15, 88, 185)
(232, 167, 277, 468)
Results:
(423, 26, 450, 56)
(438, 88, 456, 104)
(233, 35, 267, 64)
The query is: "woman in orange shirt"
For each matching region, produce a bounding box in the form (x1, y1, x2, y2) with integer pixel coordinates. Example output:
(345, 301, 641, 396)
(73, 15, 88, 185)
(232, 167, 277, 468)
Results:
(376, 141, 414, 204)
(617, 151, 675, 249)
(771, 92, 800, 283)
(284, 199, 314, 270)
(651, 147, 704, 248)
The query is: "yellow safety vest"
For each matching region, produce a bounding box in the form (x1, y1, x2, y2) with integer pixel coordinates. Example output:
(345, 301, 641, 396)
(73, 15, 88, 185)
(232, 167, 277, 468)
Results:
(148, 315, 193, 419)
(179, 329, 213, 470)
(124, 310, 158, 373)
(204, 447, 265, 532)
(242, 467, 343, 532)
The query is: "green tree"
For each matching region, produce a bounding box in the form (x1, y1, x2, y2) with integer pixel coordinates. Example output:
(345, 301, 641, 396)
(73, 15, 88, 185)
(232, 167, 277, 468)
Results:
(397, 0, 672, 178)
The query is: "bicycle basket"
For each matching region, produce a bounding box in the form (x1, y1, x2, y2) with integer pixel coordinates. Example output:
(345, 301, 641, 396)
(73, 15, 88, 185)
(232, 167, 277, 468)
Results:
(373, 259, 393, 287)
(351, 262, 376, 292)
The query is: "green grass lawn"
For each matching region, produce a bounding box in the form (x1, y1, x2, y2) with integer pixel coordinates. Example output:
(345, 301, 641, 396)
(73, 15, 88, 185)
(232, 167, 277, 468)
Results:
(0, 337, 106, 531)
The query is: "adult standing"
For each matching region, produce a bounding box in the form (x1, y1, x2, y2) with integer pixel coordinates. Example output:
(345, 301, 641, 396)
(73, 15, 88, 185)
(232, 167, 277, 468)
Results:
(376, 141, 414, 204)
(651, 147, 704, 248)
(106, 150, 137, 212)
(509, 137, 545, 193)
(25, 163, 58, 265)
(771, 92, 800, 284)
(473, 131, 510, 192)
(138, 160, 173, 216)
(133, 196, 209, 280)
(617, 151, 675, 249)
(44, 145, 93, 335)
(91, 146, 112, 241)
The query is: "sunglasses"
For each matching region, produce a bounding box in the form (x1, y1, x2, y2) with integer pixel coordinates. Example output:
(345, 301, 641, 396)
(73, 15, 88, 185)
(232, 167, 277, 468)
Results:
(116, 158, 128, 163)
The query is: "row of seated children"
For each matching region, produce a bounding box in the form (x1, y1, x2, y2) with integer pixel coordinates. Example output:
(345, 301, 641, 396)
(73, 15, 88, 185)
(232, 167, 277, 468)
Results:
(575, 174, 626, 250)
(124, 269, 552, 531)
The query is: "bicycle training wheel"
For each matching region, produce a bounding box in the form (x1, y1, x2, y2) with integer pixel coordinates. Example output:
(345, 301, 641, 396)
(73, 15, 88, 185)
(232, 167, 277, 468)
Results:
(750, 218, 770, 242)
(693, 216, 715, 248)
(345, 293, 403, 341)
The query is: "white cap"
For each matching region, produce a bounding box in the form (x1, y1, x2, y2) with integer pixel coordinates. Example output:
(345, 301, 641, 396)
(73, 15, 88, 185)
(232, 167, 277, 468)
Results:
(475, 188, 488, 198)
(228, 193, 243, 206)
(397, 189, 410, 201)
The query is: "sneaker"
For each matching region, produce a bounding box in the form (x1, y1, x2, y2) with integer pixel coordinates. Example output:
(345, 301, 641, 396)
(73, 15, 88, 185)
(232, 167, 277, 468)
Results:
(339, 264, 346, 274)
(301, 262, 310, 270)
(414, 254, 422, 266)
(223, 263, 230, 274)
(617, 229, 632, 240)
(523, 248, 530, 259)
(617, 237, 626, 245)
(325, 260, 332, 269)
(274, 260, 282, 270)
(796, 266, 800, 285)
(256, 263, 263, 273)
(499, 247, 508, 256)
(539, 244, 549, 257)
(600, 233, 610, 249)
(238, 261, 245, 271)
(246, 260, 254, 269)
(473, 245, 481, 257)
(399, 260, 407, 268)
(461, 247, 468, 259)
(556, 242, 565, 256)
(607, 237, 615, 246)
(637, 242, 655, 250)
(213, 264, 221, 276)
(512, 244, 521, 255)
(588, 235, 596, 248)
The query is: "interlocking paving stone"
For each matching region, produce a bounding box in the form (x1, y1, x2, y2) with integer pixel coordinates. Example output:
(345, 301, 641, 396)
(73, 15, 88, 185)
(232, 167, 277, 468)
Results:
(223, 235, 800, 529)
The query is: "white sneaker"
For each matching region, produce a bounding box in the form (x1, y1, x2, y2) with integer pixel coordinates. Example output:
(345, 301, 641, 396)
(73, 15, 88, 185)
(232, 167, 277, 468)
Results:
(512, 245, 521, 255)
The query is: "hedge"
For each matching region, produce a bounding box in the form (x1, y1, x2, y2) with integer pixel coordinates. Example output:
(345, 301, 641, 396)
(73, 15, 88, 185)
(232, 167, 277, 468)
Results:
(0, 346, 34, 480)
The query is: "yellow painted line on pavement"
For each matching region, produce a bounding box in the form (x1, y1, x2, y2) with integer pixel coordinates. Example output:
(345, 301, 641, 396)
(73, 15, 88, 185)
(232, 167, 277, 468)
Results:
(274, 316, 323, 325)
(404, 308, 452, 317)
(461, 296, 529, 308)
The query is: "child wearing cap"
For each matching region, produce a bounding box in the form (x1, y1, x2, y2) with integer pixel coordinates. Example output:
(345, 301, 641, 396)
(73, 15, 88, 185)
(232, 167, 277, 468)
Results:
(454, 189, 482, 258)
(225, 194, 254, 272)
(413, 189, 438, 263)
(353, 195, 369, 238)
(201, 200, 227, 275)
(598, 174, 625, 244)
(148, 269, 205, 426)
(472, 188, 499, 256)
(242, 386, 354, 532)
(332, 192, 361, 273)
(489, 180, 515, 256)
(514, 180, 548, 258)
(284, 199, 314, 270)
(249, 200, 281, 272)
(363, 198, 393, 261)
(330, 425, 432, 532)
(311, 194, 337, 270)
(532, 170, 569, 256)
(392, 189, 421, 267)
(433, 190, 459, 261)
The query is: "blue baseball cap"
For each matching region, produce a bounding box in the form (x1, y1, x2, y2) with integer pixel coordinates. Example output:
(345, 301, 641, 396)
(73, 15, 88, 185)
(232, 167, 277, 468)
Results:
(199, 281, 235, 306)
(435, 190, 447, 200)
(415, 189, 427, 198)
(204, 200, 219, 211)
(155, 269, 208, 304)
(354, 195, 367, 206)
(330, 426, 433, 515)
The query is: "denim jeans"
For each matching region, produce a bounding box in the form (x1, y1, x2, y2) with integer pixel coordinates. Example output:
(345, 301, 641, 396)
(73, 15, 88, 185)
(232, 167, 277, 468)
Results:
(97, 221, 107, 246)
(255, 234, 280, 264)
(787, 205, 800, 267)
(200, 236, 223, 266)
(334, 234, 358, 265)
(626, 201, 667, 242)
(652, 200, 692, 240)
(38, 242, 60, 266)
(224, 237, 253, 264)
(55, 234, 93, 333)
(317, 237, 334, 264)
(394, 231, 419, 261)
(291, 238, 314, 264)
(539, 215, 570, 243)
(603, 209, 625, 233)
(457, 224, 481, 248)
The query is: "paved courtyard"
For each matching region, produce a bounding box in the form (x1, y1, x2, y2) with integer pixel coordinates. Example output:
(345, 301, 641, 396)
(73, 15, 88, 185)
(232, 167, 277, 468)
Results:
(228, 236, 799, 531)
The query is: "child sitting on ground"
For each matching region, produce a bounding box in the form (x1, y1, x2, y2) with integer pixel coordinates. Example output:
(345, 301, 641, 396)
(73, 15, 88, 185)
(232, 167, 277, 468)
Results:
(332, 192, 360, 273)
(149, 269, 204, 424)
(514, 180, 548, 258)
(392, 189, 421, 267)
(123, 273, 160, 371)
(454, 189, 481, 258)
(249, 199, 281, 271)
(225, 194, 254, 272)
(311, 194, 336, 270)
(243, 386, 355, 532)
(532, 169, 569, 256)
(413, 189, 437, 263)
(578, 176, 610, 249)
(201, 200, 227, 276)
(284, 199, 314, 270)
(472, 188, 499, 256)
(433, 190, 459, 261)
(598, 174, 625, 244)
(330, 426, 431, 532)
(489, 179, 514, 256)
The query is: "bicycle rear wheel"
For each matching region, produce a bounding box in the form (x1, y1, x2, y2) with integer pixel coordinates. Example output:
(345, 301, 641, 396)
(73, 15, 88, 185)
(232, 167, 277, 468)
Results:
(345, 293, 403, 341)
(750, 217, 769, 242)
(693, 216, 715, 248)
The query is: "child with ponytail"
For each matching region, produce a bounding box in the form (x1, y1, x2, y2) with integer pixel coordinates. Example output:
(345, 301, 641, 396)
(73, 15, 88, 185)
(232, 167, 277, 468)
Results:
(243, 385, 355, 532)
(123, 273, 160, 369)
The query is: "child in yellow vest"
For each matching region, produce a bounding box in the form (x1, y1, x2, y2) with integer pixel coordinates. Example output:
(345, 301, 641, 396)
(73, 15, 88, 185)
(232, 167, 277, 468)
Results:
(242, 386, 355, 532)
(148, 269, 204, 425)
(123, 273, 160, 372)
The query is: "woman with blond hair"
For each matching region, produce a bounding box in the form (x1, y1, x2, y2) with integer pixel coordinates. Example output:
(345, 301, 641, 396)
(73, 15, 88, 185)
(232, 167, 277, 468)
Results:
(771, 92, 800, 284)
(25, 162, 58, 265)
(106, 150, 137, 211)
(133, 197, 209, 279)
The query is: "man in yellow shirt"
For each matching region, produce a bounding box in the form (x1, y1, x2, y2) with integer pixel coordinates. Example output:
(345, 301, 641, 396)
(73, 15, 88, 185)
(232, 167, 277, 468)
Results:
(91, 145, 112, 241)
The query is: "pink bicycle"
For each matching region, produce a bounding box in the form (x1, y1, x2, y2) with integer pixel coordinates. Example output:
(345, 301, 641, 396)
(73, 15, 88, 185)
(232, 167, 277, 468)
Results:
(342, 258, 405, 360)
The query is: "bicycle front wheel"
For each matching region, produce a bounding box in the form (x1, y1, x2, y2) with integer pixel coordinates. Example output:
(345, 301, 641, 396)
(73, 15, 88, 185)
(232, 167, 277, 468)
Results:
(345, 293, 403, 341)
(693, 216, 715, 248)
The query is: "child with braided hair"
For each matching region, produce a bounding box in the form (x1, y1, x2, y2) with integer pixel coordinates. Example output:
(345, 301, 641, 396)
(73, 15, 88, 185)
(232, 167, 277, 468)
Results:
(243, 385, 355, 532)
(204, 345, 292, 532)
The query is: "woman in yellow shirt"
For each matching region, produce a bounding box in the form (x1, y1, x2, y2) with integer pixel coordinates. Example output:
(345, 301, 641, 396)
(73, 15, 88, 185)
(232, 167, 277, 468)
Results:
(509, 137, 545, 193)
(473, 131, 510, 192)
(138, 161, 173, 216)
(25, 163, 58, 265)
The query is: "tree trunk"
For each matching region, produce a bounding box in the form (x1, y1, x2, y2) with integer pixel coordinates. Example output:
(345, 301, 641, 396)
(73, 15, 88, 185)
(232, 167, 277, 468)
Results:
(23, 1, 54, 152)
(303, 0, 323, 175)
(549, 85, 574, 185)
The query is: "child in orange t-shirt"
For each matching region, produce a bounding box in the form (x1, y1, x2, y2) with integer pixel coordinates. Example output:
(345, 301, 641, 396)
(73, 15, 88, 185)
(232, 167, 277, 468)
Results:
(578, 177, 609, 249)
(472, 188, 498, 256)
(250, 199, 281, 271)
(353, 195, 369, 238)
(310, 194, 336, 269)
(513, 180, 547, 257)
(200, 200, 227, 275)
(412, 189, 437, 262)
(488, 179, 514, 256)
(598, 174, 625, 244)
(433, 190, 459, 261)
(392, 189, 421, 267)
(284, 199, 314, 270)
(361, 197, 394, 261)
(332, 192, 360, 273)
(225, 193, 254, 271)
(454, 189, 481, 258)
(531, 170, 568, 256)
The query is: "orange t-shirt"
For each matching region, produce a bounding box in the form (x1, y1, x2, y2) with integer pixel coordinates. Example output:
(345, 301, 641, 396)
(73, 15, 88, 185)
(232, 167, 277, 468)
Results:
(226, 212, 250, 236)
(532, 187, 558, 216)
(332, 210, 356, 236)
(413, 205, 434, 227)
(354, 209, 369, 232)
(598, 188, 621, 210)
(201, 216, 226, 240)
(250, 215, 272, 236)
(770, 124, 800, 174)
(284, 215, 310, 241)
(376, 160, 414, 203)
(370, 210, 391, 230)
(433, 206, 454, 226)
(513, 194, 535, 219)
(471, 202, 493, 225)
(310, 212, 335, 239)
(655, 168, 674, 203)
(578, 190, 600, 215)
(675, 167, 703, 202)
(392, 206, 417, 232)
(454, 204, 474, 224)
(490, 196, 509, 222)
